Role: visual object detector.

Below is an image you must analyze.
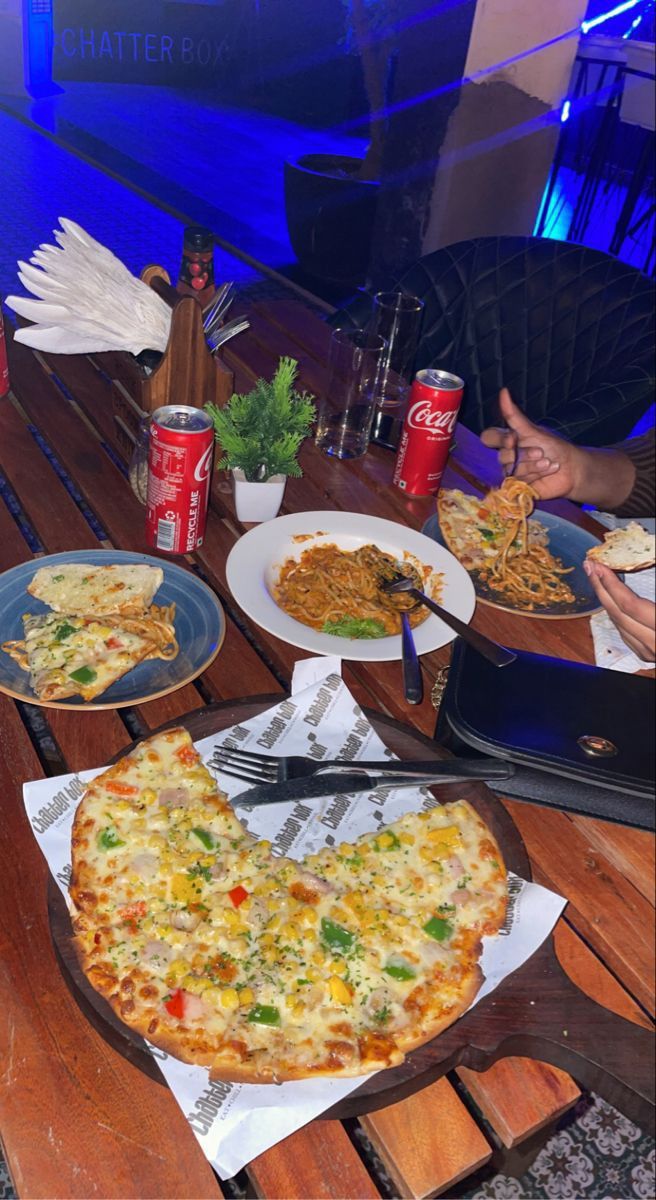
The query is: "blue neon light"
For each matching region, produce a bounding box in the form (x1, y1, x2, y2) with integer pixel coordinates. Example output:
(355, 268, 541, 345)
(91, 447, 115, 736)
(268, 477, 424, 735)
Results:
(560, 99, 571, 122)
(581, 0, 642, 34)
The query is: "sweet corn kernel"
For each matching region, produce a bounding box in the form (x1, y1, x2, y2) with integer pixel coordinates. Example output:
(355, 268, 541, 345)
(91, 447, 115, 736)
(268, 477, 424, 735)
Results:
(267, 913, 281, 929)
(361, 908, 378, 928)
(140, 788, 157, 806)
(181, 974, 208, 995)
(285, 994, 297, 1009)
(165, 960, 189, 984)
(239, 897, 252, 913)
(170, 873, 202, 905)
(343, 892, 364, 912)
(418, 812, 431, 821)
(259, 932, 276, 948)
(147, 834, 166, 848)
(281, 922, 300, 941)
(328, 959, 348, 976)
(238, 988, 254, 1007)
(330, 906, 349, 924)
(339, 842, 354, 856)
(399, 833, 415, 846)
(427, 825, 460, 846)
(220, 988, 240, 1010)
(376, 832, 395, 850)
(223, 909, 239, 928)
(305, 967, 321, 983)
(266, 899, 279, 914)
(328, 976, 353, 1004)
(420, 846, 436, 863)
(293, 1000, 305, 1017)
(262, 947, 279, 965)
(257, 839, 272, 853)
(299, 906, 317, 925)
(312, 950, 326, 966)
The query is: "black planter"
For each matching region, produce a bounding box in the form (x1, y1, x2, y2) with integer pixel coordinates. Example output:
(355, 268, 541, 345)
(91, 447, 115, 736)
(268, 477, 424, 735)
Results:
(283, 153, 379, 286)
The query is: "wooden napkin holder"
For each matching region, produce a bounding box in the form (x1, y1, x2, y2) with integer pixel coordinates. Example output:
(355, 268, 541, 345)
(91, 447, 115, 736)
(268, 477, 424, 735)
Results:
(95, 267, 233, 459)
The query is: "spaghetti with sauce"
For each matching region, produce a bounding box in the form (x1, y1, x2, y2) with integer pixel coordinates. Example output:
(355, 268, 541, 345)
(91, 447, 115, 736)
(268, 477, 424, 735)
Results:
(272, 543, 442, 637)
(439, 478, 576, 611)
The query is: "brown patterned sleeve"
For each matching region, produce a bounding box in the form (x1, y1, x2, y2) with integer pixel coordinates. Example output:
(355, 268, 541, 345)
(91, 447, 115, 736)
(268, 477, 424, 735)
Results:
(611, 428, 655, 517)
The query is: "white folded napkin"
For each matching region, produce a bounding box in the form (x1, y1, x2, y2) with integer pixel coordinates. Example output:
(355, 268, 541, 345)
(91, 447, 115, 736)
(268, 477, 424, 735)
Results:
(5, 218, 171, 357)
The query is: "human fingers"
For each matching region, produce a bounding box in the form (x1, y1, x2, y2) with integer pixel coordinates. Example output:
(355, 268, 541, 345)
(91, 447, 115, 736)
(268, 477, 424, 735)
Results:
(480, 426, 515, 450)
(585, 562, 656, 659)
(498, 388, 540, 438)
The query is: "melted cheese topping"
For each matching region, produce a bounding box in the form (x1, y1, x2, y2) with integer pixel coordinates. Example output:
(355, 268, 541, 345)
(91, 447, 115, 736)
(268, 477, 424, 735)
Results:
(70, 729, 507, 1080)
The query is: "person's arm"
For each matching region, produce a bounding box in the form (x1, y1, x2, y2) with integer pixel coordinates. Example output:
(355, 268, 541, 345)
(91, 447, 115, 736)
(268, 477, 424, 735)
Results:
(480, 389, 637, 510)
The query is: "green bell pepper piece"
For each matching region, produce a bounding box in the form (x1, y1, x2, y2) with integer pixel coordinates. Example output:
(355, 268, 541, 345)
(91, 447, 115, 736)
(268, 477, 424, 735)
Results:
(321, 917, 356, 952)
(98, 826, 125, 851)
(423, 916, 453, 942)
(247, 1004, 281, 1026)
(69, 665, 97, 685)
(383, 961, 416, 981)
(192, 827, 217, 850)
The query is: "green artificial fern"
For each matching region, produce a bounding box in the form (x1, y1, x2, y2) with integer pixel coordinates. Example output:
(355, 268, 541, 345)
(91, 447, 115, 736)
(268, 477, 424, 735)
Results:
(205, 357, 315, 482)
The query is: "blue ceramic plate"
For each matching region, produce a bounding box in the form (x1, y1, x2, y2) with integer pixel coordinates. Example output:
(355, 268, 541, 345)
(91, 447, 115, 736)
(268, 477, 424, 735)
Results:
(0, 550, 225, 708)
(422, 510, 603, 619)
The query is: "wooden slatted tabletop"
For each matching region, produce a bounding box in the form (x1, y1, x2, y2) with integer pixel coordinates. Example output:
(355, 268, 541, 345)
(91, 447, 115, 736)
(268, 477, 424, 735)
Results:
(0, 299, 653, 1200)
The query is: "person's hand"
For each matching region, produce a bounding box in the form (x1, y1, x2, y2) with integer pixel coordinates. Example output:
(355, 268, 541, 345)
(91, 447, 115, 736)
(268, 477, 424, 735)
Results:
(585, 560, 656, 661)
(480, 388, 585, 501)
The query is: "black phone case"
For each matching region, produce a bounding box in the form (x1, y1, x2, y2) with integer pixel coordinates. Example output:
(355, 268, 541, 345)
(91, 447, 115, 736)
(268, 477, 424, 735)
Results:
(434, 641, 655, 830)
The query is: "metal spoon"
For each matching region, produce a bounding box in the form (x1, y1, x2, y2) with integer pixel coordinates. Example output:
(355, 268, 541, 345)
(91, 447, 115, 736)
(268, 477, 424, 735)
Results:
(380, 573, 516, 668)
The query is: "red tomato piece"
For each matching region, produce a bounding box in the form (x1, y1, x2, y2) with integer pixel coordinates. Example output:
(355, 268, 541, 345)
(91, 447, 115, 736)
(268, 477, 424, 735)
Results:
(164, 988, 186, 1019)
(228, 884, 249, 908)
(105, 635, 124, 650)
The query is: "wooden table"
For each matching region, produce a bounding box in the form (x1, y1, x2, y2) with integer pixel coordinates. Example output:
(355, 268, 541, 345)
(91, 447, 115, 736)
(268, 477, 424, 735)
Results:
(0, 299, 653, 1200)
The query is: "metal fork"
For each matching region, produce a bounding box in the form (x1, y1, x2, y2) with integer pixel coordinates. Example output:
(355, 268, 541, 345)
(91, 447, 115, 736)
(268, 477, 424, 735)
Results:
(213, 745, 513, 786)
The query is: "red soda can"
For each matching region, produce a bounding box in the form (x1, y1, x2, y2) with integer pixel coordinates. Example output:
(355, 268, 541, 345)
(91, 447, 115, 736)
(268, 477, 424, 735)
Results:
(146, 405, 214, 554)
(0, 308, 10, 398)
(392, 368, 464, 497)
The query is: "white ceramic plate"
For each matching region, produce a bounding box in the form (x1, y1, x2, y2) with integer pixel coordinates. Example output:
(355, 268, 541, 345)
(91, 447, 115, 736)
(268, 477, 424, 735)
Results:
(226, 511, 476, 662)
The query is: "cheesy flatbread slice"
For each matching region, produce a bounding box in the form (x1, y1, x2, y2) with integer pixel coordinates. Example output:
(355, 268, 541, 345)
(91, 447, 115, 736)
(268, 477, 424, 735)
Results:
(28, 562, 163, 616)
(69, 728, 508, 1083)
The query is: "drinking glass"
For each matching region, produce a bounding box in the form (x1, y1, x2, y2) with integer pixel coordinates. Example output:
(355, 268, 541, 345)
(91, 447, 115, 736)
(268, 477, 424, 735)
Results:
(315, 328, 386, 460)
(128, 416, 151, 505)
(368, 291, 424, 448)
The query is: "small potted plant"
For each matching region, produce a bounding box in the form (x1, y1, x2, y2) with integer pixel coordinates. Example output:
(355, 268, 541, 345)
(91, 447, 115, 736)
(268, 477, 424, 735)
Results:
(205, 357, 315, 523)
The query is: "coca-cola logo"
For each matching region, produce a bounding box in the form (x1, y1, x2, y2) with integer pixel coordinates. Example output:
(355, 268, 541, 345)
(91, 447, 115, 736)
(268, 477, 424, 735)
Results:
(406, 401, 458, 438)
(193, 445, 214, 483)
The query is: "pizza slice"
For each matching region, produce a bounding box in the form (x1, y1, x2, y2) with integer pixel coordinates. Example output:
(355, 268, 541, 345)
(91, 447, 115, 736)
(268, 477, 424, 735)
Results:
(2, 606, 177, 702)
(28, 562, 164, 616)
(437, 486, 547, 572)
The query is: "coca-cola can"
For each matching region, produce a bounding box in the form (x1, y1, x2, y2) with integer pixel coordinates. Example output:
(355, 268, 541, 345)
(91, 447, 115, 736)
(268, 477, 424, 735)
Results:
(146, 405, 214, 554)
(392, 369, 464, 496)
(0, 308, 10, 398)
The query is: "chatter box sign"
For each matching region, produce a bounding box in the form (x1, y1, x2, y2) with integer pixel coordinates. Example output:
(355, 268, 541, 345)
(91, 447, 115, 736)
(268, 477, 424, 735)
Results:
(53, 0, 236, 84)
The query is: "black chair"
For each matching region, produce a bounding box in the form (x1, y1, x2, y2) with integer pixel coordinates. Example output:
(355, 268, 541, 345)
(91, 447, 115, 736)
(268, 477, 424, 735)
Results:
(329, 236, 655, 445)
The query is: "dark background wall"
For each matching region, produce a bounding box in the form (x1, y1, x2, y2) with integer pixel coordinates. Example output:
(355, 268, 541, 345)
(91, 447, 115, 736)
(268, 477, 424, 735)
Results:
(53, 0, 366, 128)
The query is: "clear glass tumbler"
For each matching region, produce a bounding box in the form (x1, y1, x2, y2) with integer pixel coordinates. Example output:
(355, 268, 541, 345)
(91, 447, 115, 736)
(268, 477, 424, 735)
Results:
(128, 416, 151, 505)
(315, 328, 386, 460)
(368, 291, 424, 448)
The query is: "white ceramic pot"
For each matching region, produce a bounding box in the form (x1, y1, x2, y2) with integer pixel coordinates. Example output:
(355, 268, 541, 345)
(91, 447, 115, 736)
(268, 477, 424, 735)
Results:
(232, 469, 286, 523)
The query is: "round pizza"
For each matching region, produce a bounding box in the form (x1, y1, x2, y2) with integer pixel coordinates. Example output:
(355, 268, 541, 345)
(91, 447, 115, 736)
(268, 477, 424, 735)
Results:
(70, 728, 507, 1082)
